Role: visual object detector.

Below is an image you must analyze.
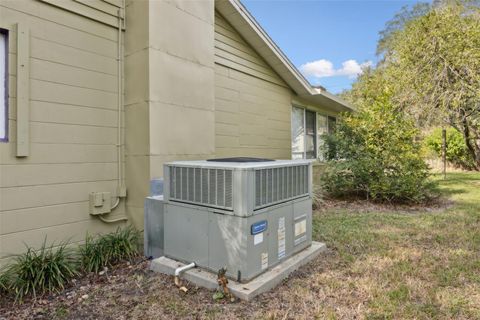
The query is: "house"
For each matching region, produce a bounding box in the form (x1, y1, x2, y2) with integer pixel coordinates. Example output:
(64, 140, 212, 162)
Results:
(0, 0, 353, 264)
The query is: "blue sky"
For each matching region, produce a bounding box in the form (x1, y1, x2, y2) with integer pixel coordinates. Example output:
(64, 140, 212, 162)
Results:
(242, 0, 424, 93)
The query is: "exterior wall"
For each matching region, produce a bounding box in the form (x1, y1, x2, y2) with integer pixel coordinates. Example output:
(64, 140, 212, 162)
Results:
(0, 0, 125, 264)
(124, 0, 149, 230)
(214, 11, 292, 159)
(125, 0, 215, 229)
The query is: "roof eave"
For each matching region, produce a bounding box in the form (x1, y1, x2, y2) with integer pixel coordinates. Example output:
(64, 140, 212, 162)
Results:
(215, 0, 355, 112)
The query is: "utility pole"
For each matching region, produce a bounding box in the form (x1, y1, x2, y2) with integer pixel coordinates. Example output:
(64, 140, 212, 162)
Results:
(442, 127, 447, 180)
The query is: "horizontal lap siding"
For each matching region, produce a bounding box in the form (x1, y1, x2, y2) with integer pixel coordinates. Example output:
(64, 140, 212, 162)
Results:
(214, 12, 292, 159)
(0, 0, 124, 264)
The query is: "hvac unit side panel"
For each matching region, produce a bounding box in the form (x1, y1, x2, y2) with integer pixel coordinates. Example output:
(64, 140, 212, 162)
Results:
(244, 213, 272, 281)
(207, 212, 248, 280)
(144, 196, 164, 259)
(164, 204, 209, 267)
(292, 198, 312, 254)
(265, 204, 294, 267)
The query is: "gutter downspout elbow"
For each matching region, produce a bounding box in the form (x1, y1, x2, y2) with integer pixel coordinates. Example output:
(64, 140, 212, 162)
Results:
(174, 262, 196, 290)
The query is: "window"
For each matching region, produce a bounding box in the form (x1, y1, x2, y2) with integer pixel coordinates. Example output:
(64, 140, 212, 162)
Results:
(291, 107, 304, 159)
(0, 29, 7, 142)
(291, 106, 336, 160)
(316, 114, 328, 161)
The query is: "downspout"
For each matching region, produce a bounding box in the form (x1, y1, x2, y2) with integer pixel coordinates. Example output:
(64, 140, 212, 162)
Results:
(99, 3, 127, 223)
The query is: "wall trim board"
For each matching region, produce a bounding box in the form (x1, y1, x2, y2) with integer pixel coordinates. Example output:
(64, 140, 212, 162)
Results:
(16, 23, 29, 157)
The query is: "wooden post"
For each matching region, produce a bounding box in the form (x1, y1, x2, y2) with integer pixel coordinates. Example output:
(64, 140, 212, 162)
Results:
(442, 128, 447, 179)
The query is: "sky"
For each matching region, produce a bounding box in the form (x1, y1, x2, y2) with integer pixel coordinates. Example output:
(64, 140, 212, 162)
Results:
(242, 0, 425, 94)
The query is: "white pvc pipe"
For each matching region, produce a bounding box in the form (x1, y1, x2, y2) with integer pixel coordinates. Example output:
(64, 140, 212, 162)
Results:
(174, 262, 196, 277)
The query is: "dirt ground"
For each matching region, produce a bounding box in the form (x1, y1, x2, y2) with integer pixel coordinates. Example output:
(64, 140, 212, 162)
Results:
(0, 253, 343, 320)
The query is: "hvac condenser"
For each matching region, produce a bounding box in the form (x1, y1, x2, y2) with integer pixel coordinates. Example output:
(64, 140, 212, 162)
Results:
(160, 157, 313, 282)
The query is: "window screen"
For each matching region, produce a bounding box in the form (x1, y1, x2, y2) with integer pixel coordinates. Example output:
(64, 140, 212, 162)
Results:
(291, 106, 304, 159)
(0, 30, 7, 142)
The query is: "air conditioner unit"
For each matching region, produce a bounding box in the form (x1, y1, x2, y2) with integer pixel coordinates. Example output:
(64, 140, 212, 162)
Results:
(160, 158, 313, 282)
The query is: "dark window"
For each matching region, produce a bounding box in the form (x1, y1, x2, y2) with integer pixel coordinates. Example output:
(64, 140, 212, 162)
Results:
(0, 29, 8, 142)
(328, 116, 336, 134)
(305, 110, 316, 159)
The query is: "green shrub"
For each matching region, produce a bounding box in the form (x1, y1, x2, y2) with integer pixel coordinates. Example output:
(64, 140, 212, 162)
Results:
(80, 226, 140, 273)
(322, 93, 437, 203)
(0, 240, 78, 301)
(425, 127, 477, 171)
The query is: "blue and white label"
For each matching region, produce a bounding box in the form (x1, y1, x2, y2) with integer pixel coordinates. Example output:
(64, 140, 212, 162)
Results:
(251, 220, 268, 235)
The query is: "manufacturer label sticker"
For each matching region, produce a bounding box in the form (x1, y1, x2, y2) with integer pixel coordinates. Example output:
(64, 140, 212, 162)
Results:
(295, 219, 307, 237)
(278, 217, 286, 259)
(254, 232, 263, 245)
(261, 252, 268, 270)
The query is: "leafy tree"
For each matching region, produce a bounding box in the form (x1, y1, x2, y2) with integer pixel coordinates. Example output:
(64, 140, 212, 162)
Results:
(376, 2, 431, 57)
(381, 2, 480, 169)
(425, 127, 477, 170)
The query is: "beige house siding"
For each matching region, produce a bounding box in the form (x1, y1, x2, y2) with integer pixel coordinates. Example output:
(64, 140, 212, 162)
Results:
(214, 11, 292, 159)
(125, 0, 215, 229)
(0, 0, 125, 264)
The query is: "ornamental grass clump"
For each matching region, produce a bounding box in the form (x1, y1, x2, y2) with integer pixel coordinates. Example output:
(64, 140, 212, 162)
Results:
(80, 226, 140, 273)
(0, 240, 78, 302)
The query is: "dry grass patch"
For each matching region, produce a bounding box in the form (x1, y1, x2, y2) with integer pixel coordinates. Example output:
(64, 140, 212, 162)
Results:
(1, 172, 479, 319)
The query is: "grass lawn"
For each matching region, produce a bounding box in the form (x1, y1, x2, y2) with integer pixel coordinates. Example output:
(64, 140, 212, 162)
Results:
(309, 172, 480, 319)
(1, 172, 479, 319)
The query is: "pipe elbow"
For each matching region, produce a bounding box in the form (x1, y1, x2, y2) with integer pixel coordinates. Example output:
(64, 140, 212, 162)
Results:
(174, 262, 196, 277)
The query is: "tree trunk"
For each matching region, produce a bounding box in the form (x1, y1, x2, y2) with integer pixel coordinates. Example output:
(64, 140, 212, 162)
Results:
(460, 116, 480, 170)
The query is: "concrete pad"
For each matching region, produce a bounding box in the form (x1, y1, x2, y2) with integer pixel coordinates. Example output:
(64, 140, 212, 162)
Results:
(150, 241, 326, 301)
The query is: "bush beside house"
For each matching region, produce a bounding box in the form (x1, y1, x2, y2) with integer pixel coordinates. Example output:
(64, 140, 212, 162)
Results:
(321, 92, 437, 203)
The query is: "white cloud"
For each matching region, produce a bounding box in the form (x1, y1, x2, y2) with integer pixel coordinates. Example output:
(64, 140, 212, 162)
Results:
(300, 59, 372, 79)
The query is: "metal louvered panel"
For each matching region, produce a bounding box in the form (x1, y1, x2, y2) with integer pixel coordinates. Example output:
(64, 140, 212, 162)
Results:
(175, 167, 181, 199)
(168, 166, 234, 211)
(267, 169, 273, 204)
(194, 168, 201, 202)
(187, 167, 194, 201)
(254, 164, 309, 210)
(201, 168, 209, 204)
(272, 168, 278, 203)
(217, 169, 225, 207)
(225, 170, 232, 208)
(209, 169, 216, 205)
(261, 170, 267, 206)
(255, 170, 261, 207)
(181, 167, 187, 200)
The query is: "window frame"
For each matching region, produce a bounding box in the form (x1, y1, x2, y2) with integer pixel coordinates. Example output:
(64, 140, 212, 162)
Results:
(291, 105, 335, 161)
(0, 28, 8, 143)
